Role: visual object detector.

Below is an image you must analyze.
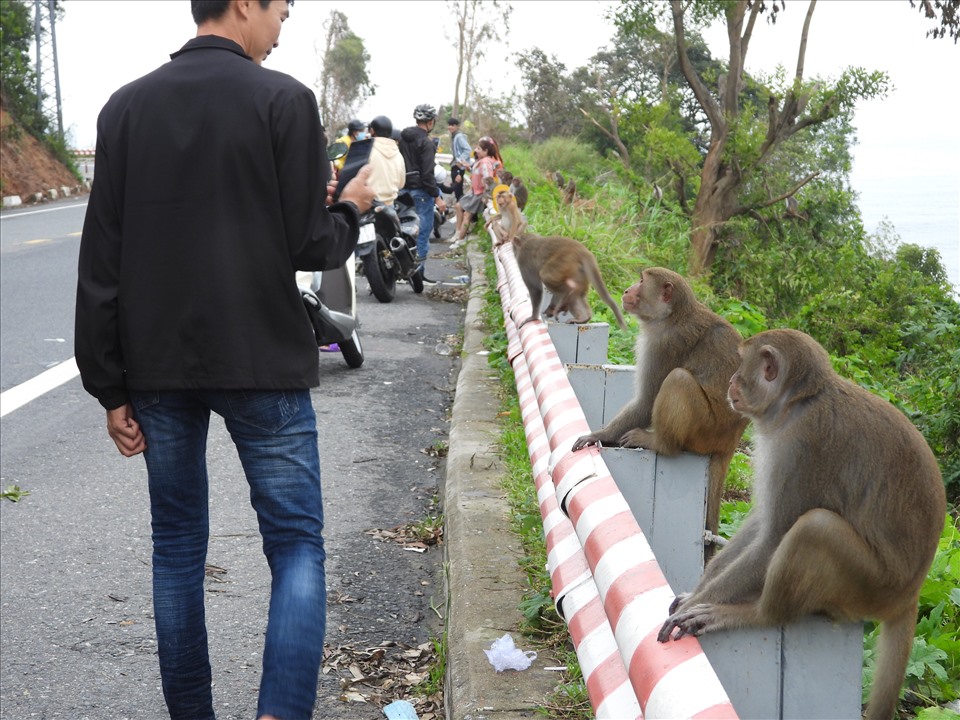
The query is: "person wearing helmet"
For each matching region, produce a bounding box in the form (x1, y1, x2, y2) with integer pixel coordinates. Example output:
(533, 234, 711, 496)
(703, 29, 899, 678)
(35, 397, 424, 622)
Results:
(366, 115, 405, 206)
(333, 118, 367, 172)
(398, 103, 447, 285)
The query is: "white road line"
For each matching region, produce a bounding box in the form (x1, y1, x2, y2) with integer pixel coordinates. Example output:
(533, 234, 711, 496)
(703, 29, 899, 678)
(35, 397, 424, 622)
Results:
(0, 202, 88, 220)
(0, 357, 80, 418)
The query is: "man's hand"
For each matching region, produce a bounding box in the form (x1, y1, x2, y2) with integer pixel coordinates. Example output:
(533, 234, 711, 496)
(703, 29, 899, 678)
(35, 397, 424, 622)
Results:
(435, 196, 447, 213)
(338, 165, 375, 214)
(107, 404, 146, 457)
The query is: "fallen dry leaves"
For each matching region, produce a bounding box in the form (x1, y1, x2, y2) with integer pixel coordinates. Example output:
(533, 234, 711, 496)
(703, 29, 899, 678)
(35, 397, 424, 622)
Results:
(322, 640, 442, 719)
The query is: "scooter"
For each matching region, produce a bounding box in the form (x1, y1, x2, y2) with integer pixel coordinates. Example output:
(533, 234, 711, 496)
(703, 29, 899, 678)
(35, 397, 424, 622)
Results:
(355, 191, 424, 303)
(298, 258, 364, 369)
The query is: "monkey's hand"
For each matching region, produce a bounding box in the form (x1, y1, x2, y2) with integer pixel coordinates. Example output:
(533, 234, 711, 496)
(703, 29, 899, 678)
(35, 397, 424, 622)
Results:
(571, 434, 601, 452)
(657, 603, 720, 642)
(619, 429, 653, 448)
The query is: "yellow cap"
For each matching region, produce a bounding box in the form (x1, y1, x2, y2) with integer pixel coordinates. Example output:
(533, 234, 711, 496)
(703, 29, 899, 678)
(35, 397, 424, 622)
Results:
(491, 184, 512, 212)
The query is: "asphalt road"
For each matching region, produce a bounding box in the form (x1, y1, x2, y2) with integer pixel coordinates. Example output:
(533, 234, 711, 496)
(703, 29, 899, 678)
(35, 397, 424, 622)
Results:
(0, 197, 466, 719)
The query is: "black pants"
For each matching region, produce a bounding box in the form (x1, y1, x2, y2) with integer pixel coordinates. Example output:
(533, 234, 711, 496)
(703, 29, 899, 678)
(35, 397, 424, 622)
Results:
(450, 165, 465, 200)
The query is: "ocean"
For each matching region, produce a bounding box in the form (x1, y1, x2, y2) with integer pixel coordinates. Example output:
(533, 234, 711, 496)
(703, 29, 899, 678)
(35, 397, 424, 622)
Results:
(852, 173, 960, 295)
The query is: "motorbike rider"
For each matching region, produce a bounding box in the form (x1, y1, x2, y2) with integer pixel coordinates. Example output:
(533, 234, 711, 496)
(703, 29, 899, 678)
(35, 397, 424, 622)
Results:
(399, 103, 446, 285)
(366, 115, 405, 206)
(334, 118, 366, 172)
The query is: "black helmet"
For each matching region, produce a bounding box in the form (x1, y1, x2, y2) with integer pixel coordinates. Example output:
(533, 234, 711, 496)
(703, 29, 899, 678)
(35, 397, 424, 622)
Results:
(413, 103, 437, 122)
(369, 115, 393, 137)
(347, 118, 365, 133)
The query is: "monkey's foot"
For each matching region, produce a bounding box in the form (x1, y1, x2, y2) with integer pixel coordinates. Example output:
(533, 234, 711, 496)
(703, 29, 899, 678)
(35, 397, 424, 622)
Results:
(571, 434, 600, 452)
(619, 429, 653, 448)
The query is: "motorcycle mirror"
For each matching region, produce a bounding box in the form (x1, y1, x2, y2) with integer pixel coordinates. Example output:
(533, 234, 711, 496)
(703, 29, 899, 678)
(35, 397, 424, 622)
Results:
(327, 142, 348, 161)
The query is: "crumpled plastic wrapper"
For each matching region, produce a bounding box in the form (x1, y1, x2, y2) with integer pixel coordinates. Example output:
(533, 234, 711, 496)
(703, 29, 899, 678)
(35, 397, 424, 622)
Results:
(483, 633, 538, 672)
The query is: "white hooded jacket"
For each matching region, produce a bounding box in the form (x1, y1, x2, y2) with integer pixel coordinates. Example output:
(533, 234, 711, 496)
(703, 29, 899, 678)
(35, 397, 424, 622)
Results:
(368, 136, 406, 206)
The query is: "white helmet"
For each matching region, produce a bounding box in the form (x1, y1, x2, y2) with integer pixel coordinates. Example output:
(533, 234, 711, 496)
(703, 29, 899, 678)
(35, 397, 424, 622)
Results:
(434, 164, 447, 184)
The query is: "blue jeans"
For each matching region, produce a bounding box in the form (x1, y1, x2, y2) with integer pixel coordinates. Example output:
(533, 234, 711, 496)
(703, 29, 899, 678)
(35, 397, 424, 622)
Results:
(409, 188, 435, 270)
(131, 389, 326, 720)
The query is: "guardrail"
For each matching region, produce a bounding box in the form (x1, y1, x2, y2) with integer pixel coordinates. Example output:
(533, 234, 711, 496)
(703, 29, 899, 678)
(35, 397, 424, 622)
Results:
(492, 240, 736, 719)
(489, 234, 863, 719)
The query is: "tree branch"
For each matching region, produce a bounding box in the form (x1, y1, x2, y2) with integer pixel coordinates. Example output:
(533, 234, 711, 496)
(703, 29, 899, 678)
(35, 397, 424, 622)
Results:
(729, 171, 820, 217)
(670, 0, 724, 132)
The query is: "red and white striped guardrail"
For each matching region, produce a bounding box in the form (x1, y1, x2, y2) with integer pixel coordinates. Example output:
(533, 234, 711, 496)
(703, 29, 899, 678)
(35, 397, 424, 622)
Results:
(492, 239, 737, 719)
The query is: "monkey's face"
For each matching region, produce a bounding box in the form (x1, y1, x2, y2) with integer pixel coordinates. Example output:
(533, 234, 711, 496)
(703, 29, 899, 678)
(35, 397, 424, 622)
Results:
(728, 340, 782, 420)
(623, 272, 667, 321)
(496, 191, 512, 208)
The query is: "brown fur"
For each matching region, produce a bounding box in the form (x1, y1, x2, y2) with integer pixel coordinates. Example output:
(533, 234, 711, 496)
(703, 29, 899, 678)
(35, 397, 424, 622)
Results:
(571, 267, 747, 536)
(658, 329, 945, 720)
(512, 233, 627, 331)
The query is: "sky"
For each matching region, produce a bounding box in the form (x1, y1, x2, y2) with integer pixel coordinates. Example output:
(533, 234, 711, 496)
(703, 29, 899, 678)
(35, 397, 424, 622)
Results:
(53, 0, 957, 180)
(46, 0, 959, 281)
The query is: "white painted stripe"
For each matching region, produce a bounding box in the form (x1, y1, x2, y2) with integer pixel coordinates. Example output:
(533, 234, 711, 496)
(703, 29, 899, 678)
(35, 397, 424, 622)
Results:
(595, 681, 644, 720)
(0, 201, 87, 220)
(592, 537, 659, 604)
(614, 585, 675, 659)
(644, 654, 731, 718)
(576, 622, 621, 678)
(569, 489, 630, 538)
(1, 357, 80, 418)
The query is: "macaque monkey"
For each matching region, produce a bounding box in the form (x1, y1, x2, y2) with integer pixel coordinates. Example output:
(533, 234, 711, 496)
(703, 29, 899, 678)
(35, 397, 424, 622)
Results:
(562, 178, 577, 205)
(497, 168, 514, 187)
(571, 267, 747, 536)
(510, 177, 528, 211)
(553, 171, 565, 188)
(488, 188, 527, 247)
(659, 329, 945, 720)
(512, 234, 627, 331)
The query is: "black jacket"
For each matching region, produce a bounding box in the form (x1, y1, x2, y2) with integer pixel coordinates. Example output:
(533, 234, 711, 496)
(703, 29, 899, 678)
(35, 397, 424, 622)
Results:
(75, 36, 359, 410)
(399, 125, 439, 197)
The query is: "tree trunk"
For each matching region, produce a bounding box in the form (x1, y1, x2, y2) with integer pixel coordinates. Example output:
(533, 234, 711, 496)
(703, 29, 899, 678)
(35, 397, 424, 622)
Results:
(689, 138, 740, 275)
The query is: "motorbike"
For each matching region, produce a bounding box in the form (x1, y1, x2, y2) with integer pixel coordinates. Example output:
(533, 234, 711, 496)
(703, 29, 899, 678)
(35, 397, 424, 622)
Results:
(298, 259, 364, 369)
(355, 191, 424, 302)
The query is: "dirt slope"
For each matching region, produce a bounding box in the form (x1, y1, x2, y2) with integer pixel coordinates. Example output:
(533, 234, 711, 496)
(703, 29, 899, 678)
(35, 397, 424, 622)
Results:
(1, 107, 83, 199)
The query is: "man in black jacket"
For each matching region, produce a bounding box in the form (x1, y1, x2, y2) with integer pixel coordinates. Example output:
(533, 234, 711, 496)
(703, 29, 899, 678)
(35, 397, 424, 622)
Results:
(399, 103, 446, 284)
(73, 2, 374, 719)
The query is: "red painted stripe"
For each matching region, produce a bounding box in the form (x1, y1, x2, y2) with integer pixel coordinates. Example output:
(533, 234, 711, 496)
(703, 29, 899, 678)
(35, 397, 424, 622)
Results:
(602, 561, 670, 630)
(692, 702, 739, 719)
(629, 630, 703, 704)
(584, 652, 635, 715)
(581, 511, 646, 568)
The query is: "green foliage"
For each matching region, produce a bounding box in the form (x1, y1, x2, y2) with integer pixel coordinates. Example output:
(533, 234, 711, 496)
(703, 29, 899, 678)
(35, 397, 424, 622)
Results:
(1, 0, 45, 136)
(1, 485, 30, 502)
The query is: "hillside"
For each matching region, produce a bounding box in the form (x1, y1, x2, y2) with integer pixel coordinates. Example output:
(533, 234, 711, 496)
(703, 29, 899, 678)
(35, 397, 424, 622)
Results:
(0, 107, 84, 200)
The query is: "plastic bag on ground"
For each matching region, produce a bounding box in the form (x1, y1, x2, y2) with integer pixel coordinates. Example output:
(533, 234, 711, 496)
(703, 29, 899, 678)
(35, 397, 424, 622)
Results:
(483, 633, 537, 672)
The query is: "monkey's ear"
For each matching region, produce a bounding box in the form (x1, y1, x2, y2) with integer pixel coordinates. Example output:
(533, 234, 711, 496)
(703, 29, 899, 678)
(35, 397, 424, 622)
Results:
(661, 282, 674, 304)
(759, 346, 779, 382)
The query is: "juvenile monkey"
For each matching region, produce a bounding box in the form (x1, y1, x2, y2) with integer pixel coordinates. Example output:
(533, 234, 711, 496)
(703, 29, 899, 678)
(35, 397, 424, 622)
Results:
(571, 267, 747, 536)
(659, 329, 945, 720)
(488, 188, 527, 246)
(513, 234, 627, 331)
(510, 177, 528, 211)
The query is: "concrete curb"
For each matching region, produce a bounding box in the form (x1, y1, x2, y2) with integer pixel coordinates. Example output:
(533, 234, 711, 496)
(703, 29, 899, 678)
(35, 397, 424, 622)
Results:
(442, 241, 559, 720)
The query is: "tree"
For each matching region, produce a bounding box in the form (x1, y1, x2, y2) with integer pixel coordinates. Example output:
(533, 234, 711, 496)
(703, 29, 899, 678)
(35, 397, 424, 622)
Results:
(1, 0, 44, 135)
(315, 10, 374, 135)
(616, 1, 888, 275)
(515, 49, 580, 141)
(910, 0, 960, 41)
(448, 0, 511, 119)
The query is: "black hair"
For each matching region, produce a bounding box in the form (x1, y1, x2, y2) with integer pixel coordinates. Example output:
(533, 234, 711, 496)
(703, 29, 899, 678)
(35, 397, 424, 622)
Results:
(447, 118, 460, 126)
(191, 1, 291, 25)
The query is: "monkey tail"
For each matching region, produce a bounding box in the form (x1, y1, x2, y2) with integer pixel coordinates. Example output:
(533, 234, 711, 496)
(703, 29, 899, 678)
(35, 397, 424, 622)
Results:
(864, 605, 917, 720)
(584, 257, 628, 331)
